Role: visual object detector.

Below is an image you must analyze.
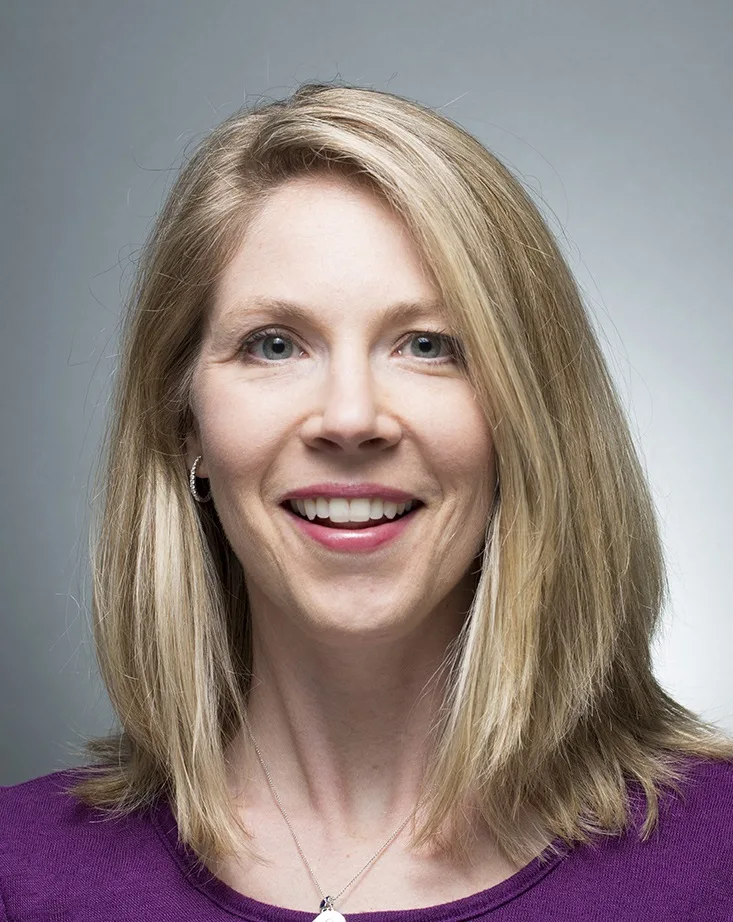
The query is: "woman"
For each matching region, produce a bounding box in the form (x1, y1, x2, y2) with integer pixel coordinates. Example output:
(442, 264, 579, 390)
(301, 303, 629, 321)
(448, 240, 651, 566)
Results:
(1, 82, 731, 920)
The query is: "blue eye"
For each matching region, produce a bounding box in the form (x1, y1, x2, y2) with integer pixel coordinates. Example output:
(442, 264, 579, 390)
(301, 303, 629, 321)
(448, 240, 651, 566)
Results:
(399, 330, 466, 364)
(241, 328, 296, 361)
(239, 327, 463, 364)
(407, 333, 448, 360)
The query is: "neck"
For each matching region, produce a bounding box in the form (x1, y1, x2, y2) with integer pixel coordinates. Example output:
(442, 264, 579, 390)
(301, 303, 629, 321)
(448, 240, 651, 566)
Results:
(224, 587, 470, 841)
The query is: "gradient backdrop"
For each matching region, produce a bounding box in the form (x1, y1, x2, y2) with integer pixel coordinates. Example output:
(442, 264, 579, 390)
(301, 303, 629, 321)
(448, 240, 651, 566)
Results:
(1, 0, 731, 785)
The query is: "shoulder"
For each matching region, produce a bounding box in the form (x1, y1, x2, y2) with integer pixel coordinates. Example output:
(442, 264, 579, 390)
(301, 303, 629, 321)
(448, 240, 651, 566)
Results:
(647, 754, 733, 880)
(0, 765, 133, 846)
(0, 764, 151, 865)
(650, 754, 733, 838)
(615, 754, 733, 881)
(0, 766, 184, 918)
(0, 766, 97, 849)
(1, 765, 95, 812)
(536, 756, 733, 920)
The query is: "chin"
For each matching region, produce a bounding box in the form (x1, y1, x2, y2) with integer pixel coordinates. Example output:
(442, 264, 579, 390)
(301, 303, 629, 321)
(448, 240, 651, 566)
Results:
(296, 599, 426, 645)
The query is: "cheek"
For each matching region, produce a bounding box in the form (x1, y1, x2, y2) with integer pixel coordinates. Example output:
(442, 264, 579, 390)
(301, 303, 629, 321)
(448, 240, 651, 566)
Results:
(195, 379, 294, 483)
(424, 395, 496, 558)
(423, 390, 495, 491)
(419, 395, 495, 585)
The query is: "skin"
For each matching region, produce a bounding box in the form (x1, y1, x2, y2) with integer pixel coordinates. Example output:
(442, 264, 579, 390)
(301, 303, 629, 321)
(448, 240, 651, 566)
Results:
(185, 174, 507, 909)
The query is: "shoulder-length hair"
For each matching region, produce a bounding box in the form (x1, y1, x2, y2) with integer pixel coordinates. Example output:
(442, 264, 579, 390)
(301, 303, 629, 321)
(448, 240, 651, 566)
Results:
(67, 81, 733, 871)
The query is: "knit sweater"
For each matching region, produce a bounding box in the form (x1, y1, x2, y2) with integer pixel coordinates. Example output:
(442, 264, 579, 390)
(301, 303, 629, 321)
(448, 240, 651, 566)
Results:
(1, 756, 732, 920)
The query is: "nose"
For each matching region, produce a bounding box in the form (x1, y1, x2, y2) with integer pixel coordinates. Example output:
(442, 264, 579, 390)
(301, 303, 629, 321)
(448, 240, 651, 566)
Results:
(299, 346, 403, 454)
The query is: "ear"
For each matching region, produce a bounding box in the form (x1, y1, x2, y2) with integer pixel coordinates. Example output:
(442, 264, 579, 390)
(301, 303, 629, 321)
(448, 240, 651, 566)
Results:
(184, 425, 207, 479)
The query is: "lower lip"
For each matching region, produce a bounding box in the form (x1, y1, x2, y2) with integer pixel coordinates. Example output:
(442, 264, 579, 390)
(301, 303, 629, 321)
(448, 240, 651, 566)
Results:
(281, 504, 421, 552)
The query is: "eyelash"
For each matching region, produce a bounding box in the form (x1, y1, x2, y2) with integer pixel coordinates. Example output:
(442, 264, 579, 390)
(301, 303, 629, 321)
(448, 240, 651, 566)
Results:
(239, 326, 463, 365)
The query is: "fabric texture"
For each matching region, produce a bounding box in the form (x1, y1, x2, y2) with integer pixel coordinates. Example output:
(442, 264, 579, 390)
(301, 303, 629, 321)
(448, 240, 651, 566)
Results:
(1, 755, 732, 920)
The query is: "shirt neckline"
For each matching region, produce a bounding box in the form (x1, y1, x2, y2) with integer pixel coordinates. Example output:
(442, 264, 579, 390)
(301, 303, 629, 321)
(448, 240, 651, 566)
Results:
(150, 794, 570, 921)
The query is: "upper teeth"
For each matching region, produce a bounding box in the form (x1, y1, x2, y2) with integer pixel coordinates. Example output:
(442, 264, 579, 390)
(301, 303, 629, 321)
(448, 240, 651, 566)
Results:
(288, 497, 415, 522)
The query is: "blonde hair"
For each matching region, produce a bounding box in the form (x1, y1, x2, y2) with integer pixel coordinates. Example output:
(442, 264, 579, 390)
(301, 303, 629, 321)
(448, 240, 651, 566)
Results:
(67, 81, 733, 871)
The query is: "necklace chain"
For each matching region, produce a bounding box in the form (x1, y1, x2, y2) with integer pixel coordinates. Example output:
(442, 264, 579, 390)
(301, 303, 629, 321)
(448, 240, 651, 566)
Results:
(243, 712, 424, 911)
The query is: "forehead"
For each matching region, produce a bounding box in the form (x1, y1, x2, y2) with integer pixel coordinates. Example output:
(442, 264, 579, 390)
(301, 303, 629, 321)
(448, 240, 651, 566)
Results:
(210, 175, 442, 330)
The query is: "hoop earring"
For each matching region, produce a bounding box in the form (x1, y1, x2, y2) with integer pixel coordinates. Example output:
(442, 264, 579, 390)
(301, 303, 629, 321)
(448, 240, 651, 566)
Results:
(189, 455, 212, 503)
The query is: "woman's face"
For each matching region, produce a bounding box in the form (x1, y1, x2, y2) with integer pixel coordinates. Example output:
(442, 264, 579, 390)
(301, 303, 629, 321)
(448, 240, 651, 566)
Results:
(188, 174, 496, 644)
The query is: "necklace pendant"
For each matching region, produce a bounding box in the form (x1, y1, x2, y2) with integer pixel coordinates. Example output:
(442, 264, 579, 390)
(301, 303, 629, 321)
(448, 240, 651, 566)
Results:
(313, 909, 346, 922)
(315, 911, 345, 922)
(316, 898, 345, 922)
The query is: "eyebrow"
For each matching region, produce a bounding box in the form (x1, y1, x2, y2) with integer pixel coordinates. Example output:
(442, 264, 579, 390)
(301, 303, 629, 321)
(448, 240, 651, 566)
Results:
(219, 296, 449, 331)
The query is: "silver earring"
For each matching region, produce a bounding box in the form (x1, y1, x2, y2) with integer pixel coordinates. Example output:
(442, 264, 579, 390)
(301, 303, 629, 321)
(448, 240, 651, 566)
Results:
(189, 455, 212, 503)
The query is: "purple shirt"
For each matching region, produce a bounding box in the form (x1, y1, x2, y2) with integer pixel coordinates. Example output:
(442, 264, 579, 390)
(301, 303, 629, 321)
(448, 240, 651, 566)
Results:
(1, 756, 732, 920)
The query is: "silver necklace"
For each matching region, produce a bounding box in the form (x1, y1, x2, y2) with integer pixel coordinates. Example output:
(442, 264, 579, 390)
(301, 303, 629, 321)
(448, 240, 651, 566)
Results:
(243, 713, 424, 921)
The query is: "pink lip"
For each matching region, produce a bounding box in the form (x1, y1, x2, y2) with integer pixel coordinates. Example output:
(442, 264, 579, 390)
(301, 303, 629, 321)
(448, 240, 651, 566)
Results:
(281, 503, 421, 552)
(281, 482, 419, 503)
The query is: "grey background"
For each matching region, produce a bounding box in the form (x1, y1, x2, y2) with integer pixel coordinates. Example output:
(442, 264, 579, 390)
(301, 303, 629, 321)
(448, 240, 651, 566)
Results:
(2, 1, 731, 786)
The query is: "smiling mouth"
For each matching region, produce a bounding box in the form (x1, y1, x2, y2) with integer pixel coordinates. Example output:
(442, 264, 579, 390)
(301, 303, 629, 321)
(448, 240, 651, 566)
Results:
(281, 501, 424, 529)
